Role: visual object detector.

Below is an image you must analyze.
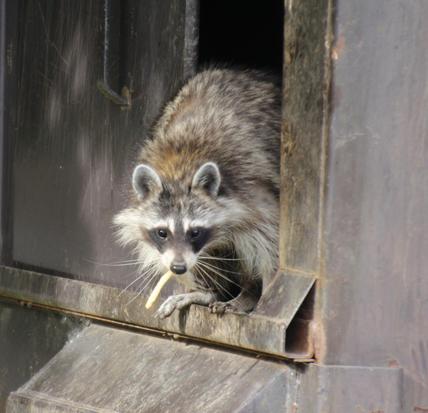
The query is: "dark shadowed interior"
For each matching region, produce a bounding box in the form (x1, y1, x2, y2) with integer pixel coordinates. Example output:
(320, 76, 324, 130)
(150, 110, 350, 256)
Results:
(198, 0, 284, 76)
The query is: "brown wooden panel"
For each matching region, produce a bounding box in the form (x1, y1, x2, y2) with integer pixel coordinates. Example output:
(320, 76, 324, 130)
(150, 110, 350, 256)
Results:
(9, 0, 194, 287)
(7, 324, 290, 413)
(0, 0, 17, 264)
(281, 2, 428, 408)
(292, 0, 428, 409)
(0, 266, 297, 358)
(281, 0, 331, 274)
(323, 0, 428, 379)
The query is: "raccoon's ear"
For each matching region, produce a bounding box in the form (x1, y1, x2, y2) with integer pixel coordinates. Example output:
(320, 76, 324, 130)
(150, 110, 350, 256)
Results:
(191, 162, 221, 197)
(132, 164, 162, 200)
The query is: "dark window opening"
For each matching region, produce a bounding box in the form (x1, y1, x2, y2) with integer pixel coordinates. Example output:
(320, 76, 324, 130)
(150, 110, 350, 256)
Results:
(284, 286, 316, 358)
(198, 0, 284, 76)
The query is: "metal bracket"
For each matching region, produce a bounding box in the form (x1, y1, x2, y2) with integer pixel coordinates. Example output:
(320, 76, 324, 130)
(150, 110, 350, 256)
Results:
(97, 0, 131, 108)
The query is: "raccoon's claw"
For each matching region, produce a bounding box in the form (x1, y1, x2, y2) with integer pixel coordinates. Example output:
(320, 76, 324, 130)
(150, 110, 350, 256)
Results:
(155, 295, 186, 319)
(209, 301, 226, 314)
(209, 301, 244, 315)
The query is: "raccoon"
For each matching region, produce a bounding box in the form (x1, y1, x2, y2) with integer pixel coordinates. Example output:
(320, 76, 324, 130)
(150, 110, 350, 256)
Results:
(114, 68, 281, 319)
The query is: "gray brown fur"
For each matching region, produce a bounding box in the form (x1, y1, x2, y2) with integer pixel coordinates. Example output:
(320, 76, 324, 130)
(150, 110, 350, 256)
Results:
(114, 68, 281, 318)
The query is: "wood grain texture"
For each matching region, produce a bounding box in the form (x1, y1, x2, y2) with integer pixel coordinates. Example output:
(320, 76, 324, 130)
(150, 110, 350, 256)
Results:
(7, 324, 290, 412)
(282, 1, 428, 408)
(9, 0, 193, 288)
(281, 0, 331, 274)
(6, 324, 404, 413)
(320, 3, 428, 410)
(0, 0, 17, 265)
(0, 266, 299, 358)
(0, 300, 83, 412)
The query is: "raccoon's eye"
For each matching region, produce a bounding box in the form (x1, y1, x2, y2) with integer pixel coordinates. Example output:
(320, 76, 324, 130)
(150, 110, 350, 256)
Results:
(190, 228, 201, 239)
(157, 228, 168, 239)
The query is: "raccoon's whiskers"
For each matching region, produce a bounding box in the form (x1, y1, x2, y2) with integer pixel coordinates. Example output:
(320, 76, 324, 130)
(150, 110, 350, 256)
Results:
(119, 270, 150, 297)
(196, 265, 234, 300)
(194, 263, 235, 299)
(126, 267, 159, 305)
(101, 262, 146, 267)
(199, 254, 243, 262)
(192, 265, 211, 292)
(198, 258, 242, 276)
(84, 258, 146, 267)
(134, 270, 159, 296)
(119, 262, 158, 297)
(196, 260, 243, 290)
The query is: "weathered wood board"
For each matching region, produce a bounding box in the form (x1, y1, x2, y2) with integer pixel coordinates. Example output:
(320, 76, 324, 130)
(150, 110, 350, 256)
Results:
(6, 322, 405, 413)
(0, 266, 314, 358)
(8, 0, 195, 288)
(0, 300, 83, 412)
(7, 324, 291, 413)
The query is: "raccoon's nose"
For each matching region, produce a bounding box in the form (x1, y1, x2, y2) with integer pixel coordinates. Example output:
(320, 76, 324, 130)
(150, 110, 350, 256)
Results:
(170, 263, 187, 275)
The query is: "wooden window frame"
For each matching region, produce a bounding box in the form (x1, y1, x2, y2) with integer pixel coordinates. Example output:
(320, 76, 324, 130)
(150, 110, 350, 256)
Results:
(0, 0, 332, 360)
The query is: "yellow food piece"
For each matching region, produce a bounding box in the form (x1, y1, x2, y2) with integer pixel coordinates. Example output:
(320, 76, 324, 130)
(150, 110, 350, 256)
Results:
(145, 270, 174, 309)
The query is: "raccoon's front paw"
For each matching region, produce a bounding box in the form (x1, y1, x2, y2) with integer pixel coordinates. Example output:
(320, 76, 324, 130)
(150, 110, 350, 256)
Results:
(209, 301, 245, 315)
(155, 294, 188, 319)
(155, 291, 217, 319)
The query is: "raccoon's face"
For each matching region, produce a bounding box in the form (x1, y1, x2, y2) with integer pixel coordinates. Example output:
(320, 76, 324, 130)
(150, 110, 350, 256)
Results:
(146, 223, 212, 275)
(115, 162, 231, 276)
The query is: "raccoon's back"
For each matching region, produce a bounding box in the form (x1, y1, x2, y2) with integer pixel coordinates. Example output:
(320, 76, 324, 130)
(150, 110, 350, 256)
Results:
(139, 69, 281, 196)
